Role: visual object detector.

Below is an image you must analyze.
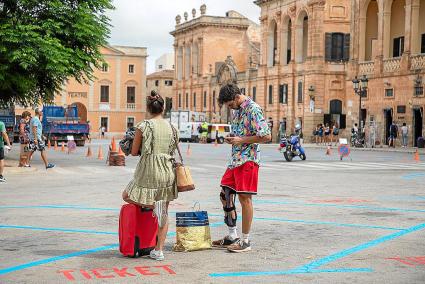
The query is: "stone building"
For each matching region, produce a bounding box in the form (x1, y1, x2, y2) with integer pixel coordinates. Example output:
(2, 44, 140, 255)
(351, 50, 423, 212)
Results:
(146, 69, 174, 117)
(170, 5, 261, 123)
(348, 0, 425, 146)
(16, 45, 147, 137)
(170, 1, 425, 146)
(155, 53, 175, 71)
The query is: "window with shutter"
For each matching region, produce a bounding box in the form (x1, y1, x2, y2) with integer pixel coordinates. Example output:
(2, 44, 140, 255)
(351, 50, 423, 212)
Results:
(268, 85, 273, 104)
(421, 34, 425, 54)
(297, 81, 303, 103)
(332, 33, 344, 61)
(393, 37, 404, 57)
(203, 91, 207, 108)
(325, 33, 332, 61)
(100, 85, 109, 103)
(213, 91, 216, 112)
(178, 93, 181, 108)
(186, 93, 188, 108)
(193, 93, 196, 107)
(343, 34, 350, 61)
(252, 86, 256, 102)
(279, 85, 284, 104)
(126, 86, 135, 104)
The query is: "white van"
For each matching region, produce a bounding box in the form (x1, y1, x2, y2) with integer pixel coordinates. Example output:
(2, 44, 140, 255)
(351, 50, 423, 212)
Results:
(179, 122, 201, 142)
(207, 124, 232, 144)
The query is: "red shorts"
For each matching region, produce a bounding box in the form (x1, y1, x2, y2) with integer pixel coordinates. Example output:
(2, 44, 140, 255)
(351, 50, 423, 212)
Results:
(220, 162, 259, 194)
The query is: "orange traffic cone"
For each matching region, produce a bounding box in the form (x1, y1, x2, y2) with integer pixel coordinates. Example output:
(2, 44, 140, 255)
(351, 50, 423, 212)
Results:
(61, 142, 65, 152)
(86, 145, 93, 157)
(186, 143, 191, 156)
(326, 145, 332, 155)
(118, 145, 125, 156)
(47, 139, 51, 149)
(414, 149, 420, 162)
(111, 137, 117, 152)
(97, 146, 104, 160)
(54, 141, 58, 151)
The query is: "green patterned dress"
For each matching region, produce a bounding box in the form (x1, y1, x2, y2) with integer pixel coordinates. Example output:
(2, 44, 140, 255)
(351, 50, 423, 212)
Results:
(125, 119, 178, 205)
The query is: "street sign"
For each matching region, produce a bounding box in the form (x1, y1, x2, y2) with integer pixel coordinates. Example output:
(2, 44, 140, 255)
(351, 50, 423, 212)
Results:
(338, 144, 350, 157)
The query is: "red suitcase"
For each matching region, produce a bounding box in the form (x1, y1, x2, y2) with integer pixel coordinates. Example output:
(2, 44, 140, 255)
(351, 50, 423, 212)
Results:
(119, 204, 158, 257)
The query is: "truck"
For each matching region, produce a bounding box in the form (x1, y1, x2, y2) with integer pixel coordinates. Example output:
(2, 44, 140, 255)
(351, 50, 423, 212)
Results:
(0, 107, 15, 144)
(170, 110, 206, 142)
(42, 105, 89, 146)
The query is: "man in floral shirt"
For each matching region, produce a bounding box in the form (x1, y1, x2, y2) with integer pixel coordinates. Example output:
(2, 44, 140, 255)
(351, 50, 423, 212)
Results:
(212, 83, 271, 253)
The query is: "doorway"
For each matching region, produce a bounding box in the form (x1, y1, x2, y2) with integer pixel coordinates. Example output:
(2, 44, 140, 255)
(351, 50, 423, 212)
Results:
(384, 109, 393, 145)
(413, 108, 423, 147)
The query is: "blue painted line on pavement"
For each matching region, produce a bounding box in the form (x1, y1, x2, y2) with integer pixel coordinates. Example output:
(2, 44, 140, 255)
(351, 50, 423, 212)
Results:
(0, 225, 117, 235)
(208, 213, 403, 231)
(253, 199, 425, 213)
(209, 222, 425, 278)
(0, 204, 404, 231)
(0, 244, 119, 276)
(298, 222, 425, 271)
(0, 230, 181, 276)
(0, 205, 119, 211)
(209, 267, 372, 277)
(401, 173, 425, 180)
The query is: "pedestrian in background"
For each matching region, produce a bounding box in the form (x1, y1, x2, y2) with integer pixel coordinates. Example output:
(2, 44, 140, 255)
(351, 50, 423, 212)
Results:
(122, 90, 179, 261)
(324, 123, 330, 145)
(313, 125, 319, 144)
(332, 122, 339, 146)
(213, 83, 271, 253)
(0, 120, 12, 182)
(28, 108, 55, 169)
(401, 123, 408, 148)
(100, 126, 106, 139)
(389, 122, 398, 148)
(318, 124, 324, 145)
(18, 111, 31, 167)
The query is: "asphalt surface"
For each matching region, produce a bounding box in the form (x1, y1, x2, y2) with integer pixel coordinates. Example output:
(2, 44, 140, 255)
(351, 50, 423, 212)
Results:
(1, 141, 425, 283)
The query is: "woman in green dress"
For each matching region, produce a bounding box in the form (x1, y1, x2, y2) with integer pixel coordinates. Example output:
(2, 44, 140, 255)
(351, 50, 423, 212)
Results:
(122, 91, 178, 261)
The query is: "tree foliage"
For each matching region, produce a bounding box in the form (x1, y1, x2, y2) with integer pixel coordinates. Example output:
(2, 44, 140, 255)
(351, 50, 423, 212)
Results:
(0, 0, 114, 107)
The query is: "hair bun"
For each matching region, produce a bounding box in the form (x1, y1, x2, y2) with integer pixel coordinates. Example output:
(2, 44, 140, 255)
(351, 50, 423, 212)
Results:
(150, 90, 158, 98)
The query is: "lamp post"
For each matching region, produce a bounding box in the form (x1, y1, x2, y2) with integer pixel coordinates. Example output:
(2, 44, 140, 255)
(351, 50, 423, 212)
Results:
(352, 75, 368, 133)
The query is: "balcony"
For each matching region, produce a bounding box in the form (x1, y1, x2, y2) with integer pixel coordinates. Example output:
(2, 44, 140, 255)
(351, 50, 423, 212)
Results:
(383, 57, 401, 73)
(411, 54, 425, 70)
(126, 103, 136, 109)
(359, 61, 374, 75)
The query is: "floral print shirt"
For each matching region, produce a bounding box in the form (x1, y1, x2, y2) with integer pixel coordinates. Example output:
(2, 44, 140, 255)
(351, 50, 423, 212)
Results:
(228, 97, 270, 168)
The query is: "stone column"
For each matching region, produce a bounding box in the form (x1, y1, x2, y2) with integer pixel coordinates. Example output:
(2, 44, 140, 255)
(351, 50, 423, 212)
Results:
(382, 11, 391, 59)
(359, 15, 367, 61)
(308, 1, 325, 59)
(410, 0, 421, 54)
(295, 23, 304, 63)
(281, 25, 289, 66)
(198, 37, 204, 76)
(404, 0, 413, 53)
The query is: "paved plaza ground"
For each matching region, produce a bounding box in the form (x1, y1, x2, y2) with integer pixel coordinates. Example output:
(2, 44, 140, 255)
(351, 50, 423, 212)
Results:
(0, 141, 425, 283)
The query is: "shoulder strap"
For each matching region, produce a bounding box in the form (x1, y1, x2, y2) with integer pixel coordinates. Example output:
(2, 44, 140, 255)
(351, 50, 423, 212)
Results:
(170, 122, 183, 164)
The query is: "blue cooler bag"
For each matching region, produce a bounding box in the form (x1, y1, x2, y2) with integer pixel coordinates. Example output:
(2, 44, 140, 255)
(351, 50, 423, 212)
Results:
(173, 211, 212, 252)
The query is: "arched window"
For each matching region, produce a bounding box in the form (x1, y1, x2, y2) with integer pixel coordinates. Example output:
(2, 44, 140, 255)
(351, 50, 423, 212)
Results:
(267, 21, 278, 67)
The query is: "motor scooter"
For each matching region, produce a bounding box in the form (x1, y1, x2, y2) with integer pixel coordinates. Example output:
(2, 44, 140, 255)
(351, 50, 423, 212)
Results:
(279, 134, 306, 162)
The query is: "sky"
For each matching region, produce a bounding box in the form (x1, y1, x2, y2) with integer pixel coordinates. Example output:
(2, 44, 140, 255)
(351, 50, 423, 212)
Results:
(107, 0, 260, 74)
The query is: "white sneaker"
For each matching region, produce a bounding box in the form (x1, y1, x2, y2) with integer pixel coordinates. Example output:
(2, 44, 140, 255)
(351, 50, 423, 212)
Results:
(149, 249, 164, 261)
(0, 175, 5, 182)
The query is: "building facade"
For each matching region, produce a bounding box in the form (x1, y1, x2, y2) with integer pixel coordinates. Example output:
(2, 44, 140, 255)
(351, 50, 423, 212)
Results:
(171, 5, 261, 123)
(146, 69, 174, 117)
(16, 45, 147, 136)
(155, 53, 175, 71)
(171, 1, 425, 146)
(349, 0, 425, 146)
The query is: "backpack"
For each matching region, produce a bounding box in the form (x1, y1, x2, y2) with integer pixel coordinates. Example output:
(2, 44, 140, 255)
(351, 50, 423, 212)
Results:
(333, 128, 339, 135)
(197, 125, 203, 133)
(390, 124, 397, 134)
